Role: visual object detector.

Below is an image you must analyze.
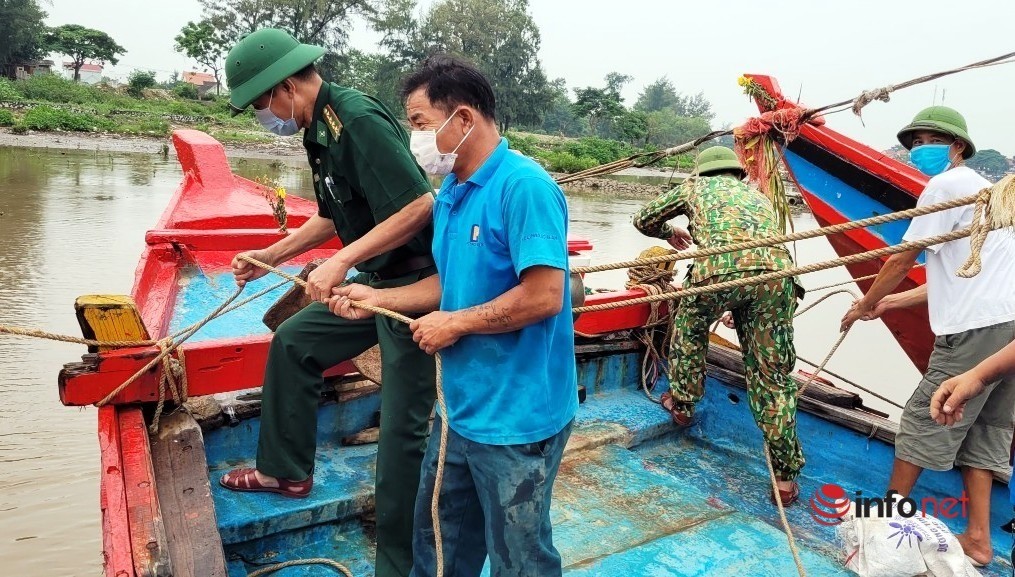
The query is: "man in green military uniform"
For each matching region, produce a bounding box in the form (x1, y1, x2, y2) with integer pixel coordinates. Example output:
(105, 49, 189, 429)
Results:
(217, 28, 436, 576)
(632, 146, 805, 503)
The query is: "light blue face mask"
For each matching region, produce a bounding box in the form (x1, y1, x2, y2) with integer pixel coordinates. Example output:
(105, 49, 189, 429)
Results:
(254, 88, 300, 137)
(909, 144, 953, 177)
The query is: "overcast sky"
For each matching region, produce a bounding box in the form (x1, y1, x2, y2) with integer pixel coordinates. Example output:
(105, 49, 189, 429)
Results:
(44, 0, 1015, 153)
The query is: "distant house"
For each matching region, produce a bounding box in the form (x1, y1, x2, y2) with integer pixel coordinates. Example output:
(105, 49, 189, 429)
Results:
(182, 71, 220, 96)
(62, 62, 104, 84)
(6, 59, 54, 80)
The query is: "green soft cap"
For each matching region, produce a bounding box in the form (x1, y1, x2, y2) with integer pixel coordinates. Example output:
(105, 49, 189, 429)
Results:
(696, 146, 745, 178)
(897, 105, 976, 159)
(225, 28, 326, 116)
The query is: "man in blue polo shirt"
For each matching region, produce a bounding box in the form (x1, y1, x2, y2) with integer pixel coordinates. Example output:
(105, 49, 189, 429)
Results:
(331, 55, 576, 576)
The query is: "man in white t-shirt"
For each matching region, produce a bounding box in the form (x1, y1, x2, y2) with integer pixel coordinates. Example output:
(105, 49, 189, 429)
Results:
(841, 106, 1015, 567)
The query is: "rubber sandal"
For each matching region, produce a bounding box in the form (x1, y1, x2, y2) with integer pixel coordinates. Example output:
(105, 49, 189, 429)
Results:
(660, 392, 694, 428)
(771, 482, 800, 506)
(219, 467, 313, 499)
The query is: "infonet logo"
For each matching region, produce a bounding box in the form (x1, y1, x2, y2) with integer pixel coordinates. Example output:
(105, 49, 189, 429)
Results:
(809, 484, 851, 525)
(809, 483, 970, 526)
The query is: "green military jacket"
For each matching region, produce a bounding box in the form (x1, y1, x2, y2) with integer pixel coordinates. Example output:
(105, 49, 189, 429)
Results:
(632, 175, 793, 285)
(303, 82, 434, 273)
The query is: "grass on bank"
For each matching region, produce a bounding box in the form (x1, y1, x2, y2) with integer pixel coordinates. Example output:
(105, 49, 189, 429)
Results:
(0, 75, 693, 171)
(0, 74, 259, 140)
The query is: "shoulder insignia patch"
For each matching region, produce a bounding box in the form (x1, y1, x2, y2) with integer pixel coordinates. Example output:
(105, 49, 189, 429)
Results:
(323, 105, 343, 140)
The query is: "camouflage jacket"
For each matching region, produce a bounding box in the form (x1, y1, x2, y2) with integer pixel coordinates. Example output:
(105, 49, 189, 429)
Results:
(632, 175, 793, 285)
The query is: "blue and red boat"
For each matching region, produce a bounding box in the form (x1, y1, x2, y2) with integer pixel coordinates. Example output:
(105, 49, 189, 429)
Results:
(57, 76, 1012, 576)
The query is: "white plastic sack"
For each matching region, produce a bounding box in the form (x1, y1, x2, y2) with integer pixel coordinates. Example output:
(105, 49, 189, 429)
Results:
(836, 503, 981, 577)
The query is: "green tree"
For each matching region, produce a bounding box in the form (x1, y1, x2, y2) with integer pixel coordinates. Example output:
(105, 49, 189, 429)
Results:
(967, 149, 1011, 179)
(373, 0, 425, 65)
(174, 82, 199, 100)
(674, 91, 714, 121)
(331, 48, 384, 95)
(539, 78, 584, 136)
(0, 0, 48, 79)
(174, 19, 228, 95)
(200, 0, 375, 52)
(363, 0, 425, 112)
(572, 86, 622, 136)
(615, 110, 647, 145)
(126, 69, 157, 98)
(603, 71, 632, 101)
(644, 109, 711, 148)
(634, 76, 679, 113)
(329, 47, 407, 113)
(44, 24, 126, 82)
(419, 0, 552, 133)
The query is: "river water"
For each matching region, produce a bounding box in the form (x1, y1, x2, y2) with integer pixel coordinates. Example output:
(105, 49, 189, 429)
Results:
(0, 145, 920, 576)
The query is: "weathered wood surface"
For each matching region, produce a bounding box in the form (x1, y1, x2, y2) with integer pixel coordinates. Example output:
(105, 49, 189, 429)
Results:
(705, 364, 898, 445)
(343, 427, 380, 446)
(351, 345, 383, 386)
(185, 375, 377, 432)
(82, 301, 169, 576)
(119, 408, 172, 577)
(75, 295, 150, 353)
(98, 406, 134, 577)
(574, 334, 897, 444)
(706, 343, 863, 410)
(150, 411, 228, 577)
(261, 259, 324, 332)
(262, 259, 384, 385)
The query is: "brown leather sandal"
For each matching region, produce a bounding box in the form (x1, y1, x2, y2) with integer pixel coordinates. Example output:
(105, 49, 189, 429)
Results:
(219, 467, 313, 499)
(660, 392, 694, 428)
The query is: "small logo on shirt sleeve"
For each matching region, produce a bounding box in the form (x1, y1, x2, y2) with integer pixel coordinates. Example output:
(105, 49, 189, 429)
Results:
(471, 224, 480, 242)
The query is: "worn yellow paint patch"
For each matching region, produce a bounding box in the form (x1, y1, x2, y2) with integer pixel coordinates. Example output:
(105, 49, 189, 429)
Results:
(75, 295, 150, 352)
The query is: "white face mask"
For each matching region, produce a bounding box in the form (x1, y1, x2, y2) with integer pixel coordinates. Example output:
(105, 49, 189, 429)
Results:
(409, 110, 474, 175)
(254, 87, 300, 137)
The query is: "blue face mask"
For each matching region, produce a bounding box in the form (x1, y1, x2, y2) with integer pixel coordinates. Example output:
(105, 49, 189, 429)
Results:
(909, 144, 953, 176)
(254, 88, 300, 137)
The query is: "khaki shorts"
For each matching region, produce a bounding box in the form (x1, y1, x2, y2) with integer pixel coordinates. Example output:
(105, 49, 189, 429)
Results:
(896, 320, 1015, 475)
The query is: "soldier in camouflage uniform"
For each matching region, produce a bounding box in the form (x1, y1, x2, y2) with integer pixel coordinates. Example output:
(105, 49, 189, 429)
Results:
(632, 146, 805, 503)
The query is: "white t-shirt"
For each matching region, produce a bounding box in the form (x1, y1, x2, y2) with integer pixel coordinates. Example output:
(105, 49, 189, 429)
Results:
(902, 166, 1015, 335)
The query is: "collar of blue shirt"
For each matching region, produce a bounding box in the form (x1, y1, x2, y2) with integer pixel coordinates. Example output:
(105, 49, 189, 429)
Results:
(436, 138, 510, 205)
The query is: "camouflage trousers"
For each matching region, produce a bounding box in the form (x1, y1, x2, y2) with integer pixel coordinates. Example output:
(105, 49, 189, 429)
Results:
(667, 271, 805, 480)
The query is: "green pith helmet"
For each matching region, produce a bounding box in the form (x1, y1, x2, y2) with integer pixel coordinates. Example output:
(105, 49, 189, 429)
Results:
(225, 28, 326, 116)
(897, 106, 976, 159)
(695, 146, 745, 178)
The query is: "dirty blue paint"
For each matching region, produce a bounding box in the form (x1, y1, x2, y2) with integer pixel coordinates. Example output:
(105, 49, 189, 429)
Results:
(169, 269, 298, 342)
(783, 149, 926, 265)
(169, 266, 359, 342)
(224, 519, 375, 577)
(202, 352, 1015, 576)
(206, 394, 381, 545)
(577, 351, 640, 396)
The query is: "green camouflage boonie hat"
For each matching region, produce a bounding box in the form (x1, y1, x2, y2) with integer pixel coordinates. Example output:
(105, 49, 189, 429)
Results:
(897, 106, 976, 159)
(695, 146, 746, 178)
(225, 28, 326, 116)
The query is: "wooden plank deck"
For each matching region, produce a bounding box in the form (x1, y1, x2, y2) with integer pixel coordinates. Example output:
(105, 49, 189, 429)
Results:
(151, 411, 228, 577)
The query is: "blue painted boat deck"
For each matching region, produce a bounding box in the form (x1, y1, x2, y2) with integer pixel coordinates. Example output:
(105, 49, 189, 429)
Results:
(203, 352, 1015, 576)
(171, 270, 298, 342)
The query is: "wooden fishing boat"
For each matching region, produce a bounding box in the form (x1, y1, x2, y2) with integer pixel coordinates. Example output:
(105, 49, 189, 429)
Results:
(746, 74, 934, 373)
(59, 117, 1012, 576)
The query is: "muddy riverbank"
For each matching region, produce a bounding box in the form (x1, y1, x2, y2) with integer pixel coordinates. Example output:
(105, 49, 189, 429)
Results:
(0, 129, 673, 197)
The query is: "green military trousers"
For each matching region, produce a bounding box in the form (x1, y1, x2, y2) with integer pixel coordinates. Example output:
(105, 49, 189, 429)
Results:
(256, 268, 437, 577)
(667, 271, 806, 481)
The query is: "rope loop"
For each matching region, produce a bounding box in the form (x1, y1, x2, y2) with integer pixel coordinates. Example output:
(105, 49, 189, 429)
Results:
(851, 85, 894, 118)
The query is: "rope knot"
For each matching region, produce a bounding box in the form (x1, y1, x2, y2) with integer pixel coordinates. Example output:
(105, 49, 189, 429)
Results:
(956, 174, 1015, 278)
(851, 85, 894, 119)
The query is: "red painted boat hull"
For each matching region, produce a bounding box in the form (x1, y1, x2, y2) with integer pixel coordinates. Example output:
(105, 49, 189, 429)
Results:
(748, 75, 934, 372)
